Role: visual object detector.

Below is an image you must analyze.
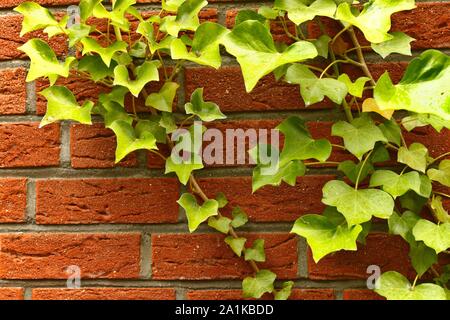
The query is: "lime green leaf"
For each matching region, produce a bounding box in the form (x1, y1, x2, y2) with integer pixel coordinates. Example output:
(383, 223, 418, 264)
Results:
(286, 64, 348, 105)
(338, 160, 374, 185)
(129, 41, 147, 58)
(160, 112, 178, 134)
(160, 0, 208, 36)
(14, 2, 59, 36)
(337, 74, 370, 98)
(336, 0, 416, 43)
(231, 207, 248, 228)
(399, 191, 428, 214)
(109, 119, 158, 163)
(67, 23, 92, 47)
(402, 113, 450, 132)
(137, 20, 175, 54)
(274, 281, 294, 300)
(95, 101, 132, 129)
(185, 88, 226, 122)
(222, 20, 318, 92)
(398, 143, 429, 173)
(244, 239, 266, 262)
(371, 32, 415, 58)
(42, 15, 69, 38)
(322, 180, 394, 226)
(39, 86, 93, 127)
(274, 0, 337, 25)
(114, 61, 160, 97)
(428, 160, 450, 187)
(332, 114, 387, 160)
(93, 0, 136, 32)
(413, 219, 450, 254)
(252, 160, 306, 193)
(235, 10, 268, 27)
(79, 0, 103, 22)
(388, 211, 420, 240)
(145, 82, 179, 113)
(375, 271, 446, 300)
(162, 0, 185, 12)
(215, 192, 228, 208)
(18, 39, 75, 85)
(431, 196, 450, 224)
(178, 193, 218, 233)
(242, 269, 276, 299)
(208, 216, 231, 234)
(78, 55, 114, 82)
(258, 6, 279, 20)
(224, 236, 247, 257)
(379, 119, 402, 146)
(409, 241, 438, 277)
(165, 153, 204, 185)
(374, 50, 450, 121)
(81, 38, 128, 67)
(370, 170, 425, 198)
(312, 35, 331, 59)
(99, 86, 129, 108)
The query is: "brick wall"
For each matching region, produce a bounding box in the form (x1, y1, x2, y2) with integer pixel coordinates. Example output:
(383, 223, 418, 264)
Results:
(0, 0, 448, 300)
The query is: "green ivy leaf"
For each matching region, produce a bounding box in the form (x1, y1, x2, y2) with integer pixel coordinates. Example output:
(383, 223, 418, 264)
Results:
(338, 160, 374, 185)
(431, 196, 450, 224)
(14, 2, 59, 36)
(274, 281, 294, 301)
(79, 0, 103, 22)
(399, 191, 428, 214)
(292, 207, 362, 262)
(242, 269, 276, 299)
(409, 241, 438, 277)
(145, 82, 179, 112)
(78, 55, 115, 82)
(274, 0, 336, 25)
(428, 160, 450, 187)
(185, 88, 226, 122)
(402, 114, 450, 132)
(93, 0, 136, 32)
(39, 86, 94, 127)
(332, 114, 387, 160)
(162, 0, 186, 12)
(67, 23, 92, 47)
(244, 239, 266, 262)
(160, 112, 178, 134)
(224, 236, 247, 257)
(322, 180, 394, 226)
(370, 170, 426, 198)
(337, 74, 370, 98)
(412, 219, 450, 254)
(375, 271, 446, 300)
(379, 119, 402, 146)
(231, 207, 248, 228)
(234, 10, 268, 27)
(398, 143, 429, 173)
(388, 211, 420, 240)
(165, 153, 204, 185)
(178, 193, 218, 232)
(99, 86, 129, 108)
(286, 64, 348, 105)
(215, 192, 228, 209)
(252, 160, 306, 193)
(371, 32, 415, 58)
(81, 38, 128, 67)
(160, 0, 208, 36)
(113, 61, 160, 97)
(222, 20, 318, 92)
(258, 6, 279, 20)
(312, 35, 331, 59)
(335, 0, 416, 43)
(208, 216, 231, 234)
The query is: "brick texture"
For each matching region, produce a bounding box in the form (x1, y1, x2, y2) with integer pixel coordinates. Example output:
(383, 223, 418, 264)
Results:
(186, 289, 335, 300)
(0, 178, 27, 223)
(0, 288, 24, 300)
(0, 68, 27, 115)
(32, 288, 176, 300)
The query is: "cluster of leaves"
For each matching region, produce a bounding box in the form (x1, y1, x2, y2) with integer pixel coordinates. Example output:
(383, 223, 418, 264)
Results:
(16, 0, 450, 300)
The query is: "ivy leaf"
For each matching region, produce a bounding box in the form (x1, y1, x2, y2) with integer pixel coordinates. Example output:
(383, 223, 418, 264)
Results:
(244, 239, 266, 262)
(99, 86, 129, 108)
(178, 193, 218, 233)
(93, 0, 136, 31)
(398, 143, 429, 173)
(374, 50, 450, 121)
(337, 74, 370, 98)
(160, 112, 178, 134)
(322, 180, 394, 226)
(67, 23, 92, 47)
(165, 153, 204, 185)
(388, 211, 420, 241)
(79, 0, 103, 22)
(207, 216, 231, 234)
(231, 207, 248, 228)
(129, 41, 147, 58)
(113, 61, 160, 97)
(371, 32, 415, 58)
(222, 20, 318, 92)
(291, 207, 363, 262)
(274, 0, 337, 25)
(412, 219, 450, 254)
(258, 6, 279, 20)
(81, 38, 128, 67)
(338, 160, 374, 185)
(252, 160, 306, 193)
(409, 241, 438, 277)
(170, 22, 229, 69)
(375, 271, 447, 300)
(185, 88, 226, 122)
(286, 64, 348, 106)
(78, 55, 115, 82)
(215, 192, 228, 209)
(234, 10, 268, 27)
(379, 119, 402, 146)
(369, 170, 425, 198)
(95, 101, 132, 128)
(332, 114, 387, 160)
(224, 236, 247, 257)
(428, 160, 450, 187)
(160, 0, 208, 36)
(402, 113, 450, 132)
(430, 196, 450, 224)
(14, 2, 59, 36)
(274, 281, 294, 301)
(399, 191, 428, 214)
(362, 98, 394, 120)
(312, 35, 331, 59)
(145, 82, 179, 112)
(18, 39, 75, 85)
(242, 269, 276, 299)
(335, 0, 416, 43)
(162, 0, 186, 12)
(39, 86, 94, 127)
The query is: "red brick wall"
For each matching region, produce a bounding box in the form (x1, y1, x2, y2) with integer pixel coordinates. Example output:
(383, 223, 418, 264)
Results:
(0, 0, 448, 300)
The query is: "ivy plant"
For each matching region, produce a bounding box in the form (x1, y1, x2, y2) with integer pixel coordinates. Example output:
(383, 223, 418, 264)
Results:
(16, 0, 450, 300)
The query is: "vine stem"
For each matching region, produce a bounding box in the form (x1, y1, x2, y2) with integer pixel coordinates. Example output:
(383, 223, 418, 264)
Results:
(429, 151, 450, 165)
(434, 191, 450, 199)
(355, 149, 373, 190)
(347, 27, 376, 86)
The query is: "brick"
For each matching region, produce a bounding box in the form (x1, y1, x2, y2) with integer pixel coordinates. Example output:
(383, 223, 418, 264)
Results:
(343, 289, 385, 300)
(0, 178, 27, 223)
(198, 176, 335, 222)
(152, 233, 298, 280)
(404, 127, 450, 158)
(0, 68, 27, 115)
(0, 288, 24, 300)
(0, 15, 67, 61)
(308, 233, 415, 280)
(70, 123, 138, 168)
(36, 178, 179, 224)
(0, 0, 79, 8)
(32, 288, 176, 300)
(0, 233, 140, 279)
(0, 123, 60, 168)
(186, 288, 335, 300)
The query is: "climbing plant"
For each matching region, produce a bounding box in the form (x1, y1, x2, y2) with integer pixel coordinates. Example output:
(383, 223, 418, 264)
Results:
(16, 0, 450, 300)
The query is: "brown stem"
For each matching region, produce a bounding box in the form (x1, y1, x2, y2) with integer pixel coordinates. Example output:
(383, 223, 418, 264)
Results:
(347, 27, 376, 86)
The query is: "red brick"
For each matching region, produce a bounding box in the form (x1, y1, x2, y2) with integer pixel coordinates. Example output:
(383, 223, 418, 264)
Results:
(343, 289, 385, 300)
(198, 176, 335, 222)
(36, 178, 179, 224)
(308, 233, 415, 280)
(70, 123, 138, 168)
(187, 288, 335, 300)
(0, 0, 79, 8)
(152, 233, 298, 280)
(0, 288, 24, 300)
(0, 68, 27, 115)
(32, 288, 176, 300)
(0, 15, 67, 61)
(0, 123, 60, 168)
(0, 178, 27, 223)
(0, 233, 140, 279)
(404, 127, 450, 159)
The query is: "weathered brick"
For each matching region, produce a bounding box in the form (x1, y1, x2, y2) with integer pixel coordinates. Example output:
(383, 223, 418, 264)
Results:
(405, 127, 450, 158)
(0, 178, 27, 223)
(342, 289, 384, 300)
(0, 68, 27, 115)
(36, 178, 179, 224)
(0, 233, 141, 279)
(152, 233, 298, 280)
(0, 288, 24, 300)
(32, 288, 176, 300)
(0, 123, 60, 168)
(186, 288, 335, 300)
